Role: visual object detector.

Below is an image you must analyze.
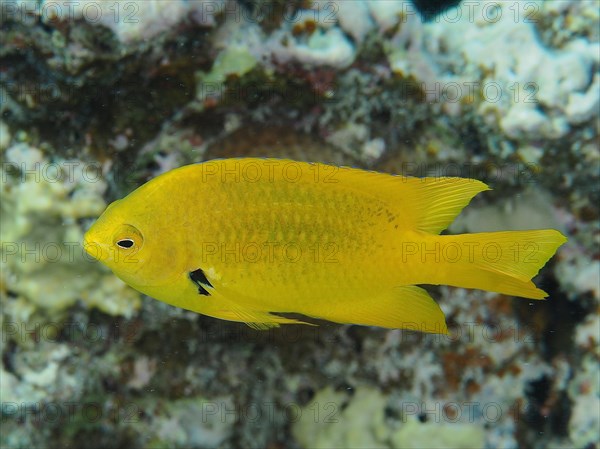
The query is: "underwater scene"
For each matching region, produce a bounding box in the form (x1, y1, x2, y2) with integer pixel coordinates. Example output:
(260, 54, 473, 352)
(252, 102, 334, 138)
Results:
(1, 1, 599, 448)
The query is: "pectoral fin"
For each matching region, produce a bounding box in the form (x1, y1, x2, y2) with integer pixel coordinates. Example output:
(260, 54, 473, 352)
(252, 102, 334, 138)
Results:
(189, 268, 213, 296)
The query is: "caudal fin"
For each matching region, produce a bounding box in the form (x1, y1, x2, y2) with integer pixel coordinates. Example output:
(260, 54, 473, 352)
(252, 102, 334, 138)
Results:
(420, 230, 567, 299)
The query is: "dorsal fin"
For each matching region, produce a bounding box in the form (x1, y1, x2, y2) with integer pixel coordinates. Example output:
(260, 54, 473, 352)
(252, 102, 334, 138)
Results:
(328, 165, 490, 234)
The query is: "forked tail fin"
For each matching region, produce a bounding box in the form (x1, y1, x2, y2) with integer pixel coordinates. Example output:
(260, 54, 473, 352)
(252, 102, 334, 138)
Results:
(412, 230, 567, 299)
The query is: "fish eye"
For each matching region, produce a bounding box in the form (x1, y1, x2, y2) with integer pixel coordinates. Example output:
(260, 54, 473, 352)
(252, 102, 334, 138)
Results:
(116, 239, 135, 249)
(112, 224, 143, 254)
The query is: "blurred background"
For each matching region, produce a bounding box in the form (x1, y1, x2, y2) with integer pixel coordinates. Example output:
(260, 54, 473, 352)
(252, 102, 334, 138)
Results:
(1, 1, 598, 448)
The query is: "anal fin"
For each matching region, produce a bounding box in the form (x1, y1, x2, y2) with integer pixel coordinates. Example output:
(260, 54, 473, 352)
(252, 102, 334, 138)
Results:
(309, 286, 448, 334)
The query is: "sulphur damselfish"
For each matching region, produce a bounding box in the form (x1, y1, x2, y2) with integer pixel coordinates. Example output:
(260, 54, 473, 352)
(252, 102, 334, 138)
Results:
(83, 158, 567, 333)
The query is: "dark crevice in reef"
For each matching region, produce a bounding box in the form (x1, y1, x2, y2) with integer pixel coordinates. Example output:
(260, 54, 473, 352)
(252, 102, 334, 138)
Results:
(515, 276, 594, 362)
(518, 375, 572, 447)
(514, 274, 594, 448)
(411, 0, 463, 21)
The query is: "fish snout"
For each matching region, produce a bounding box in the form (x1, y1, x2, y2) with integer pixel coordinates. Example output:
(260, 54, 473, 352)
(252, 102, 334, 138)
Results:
(83, 230, 109, 262)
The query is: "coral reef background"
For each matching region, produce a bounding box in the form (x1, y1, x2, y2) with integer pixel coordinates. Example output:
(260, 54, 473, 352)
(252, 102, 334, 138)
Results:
(1, 1, 598, 448)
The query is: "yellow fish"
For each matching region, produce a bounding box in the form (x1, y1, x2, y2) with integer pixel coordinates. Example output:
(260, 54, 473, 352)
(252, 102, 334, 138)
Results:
(83, 158, 567, 333)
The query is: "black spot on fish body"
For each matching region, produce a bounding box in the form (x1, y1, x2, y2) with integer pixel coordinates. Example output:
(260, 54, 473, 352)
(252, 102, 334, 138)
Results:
(189, 268, 213, 296)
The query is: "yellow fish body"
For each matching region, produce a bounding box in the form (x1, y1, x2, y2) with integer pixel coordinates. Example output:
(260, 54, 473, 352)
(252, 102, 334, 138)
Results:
(83, 158, 567, 333)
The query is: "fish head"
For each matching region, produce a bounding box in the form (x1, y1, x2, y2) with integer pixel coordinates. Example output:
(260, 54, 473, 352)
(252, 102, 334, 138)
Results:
(83, 199, 179, 287)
